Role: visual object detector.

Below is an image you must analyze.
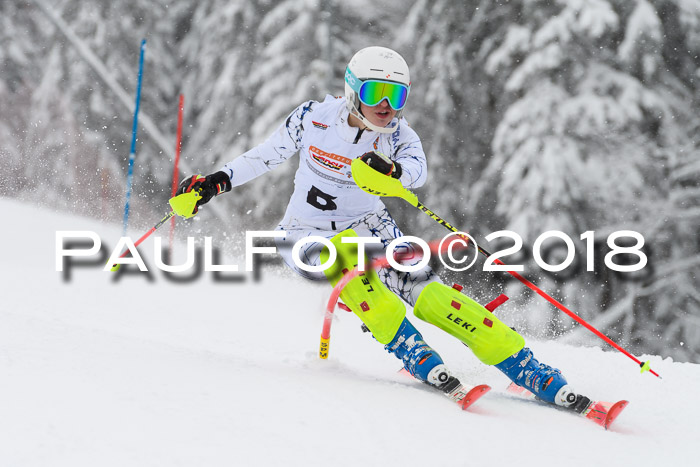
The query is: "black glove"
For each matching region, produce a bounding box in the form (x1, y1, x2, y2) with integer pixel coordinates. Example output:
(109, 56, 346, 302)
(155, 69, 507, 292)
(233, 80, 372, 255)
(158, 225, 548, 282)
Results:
(359, 151, 402, 179)
(177, 171, 231, 212)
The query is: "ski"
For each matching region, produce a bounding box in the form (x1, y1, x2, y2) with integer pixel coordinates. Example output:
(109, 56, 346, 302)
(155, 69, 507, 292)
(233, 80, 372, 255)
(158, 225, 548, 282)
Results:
(451, 383, 492, 411)
(583, 399, 629, 429)
(506, 382, 629, 430)
(398, 368, 490, 411)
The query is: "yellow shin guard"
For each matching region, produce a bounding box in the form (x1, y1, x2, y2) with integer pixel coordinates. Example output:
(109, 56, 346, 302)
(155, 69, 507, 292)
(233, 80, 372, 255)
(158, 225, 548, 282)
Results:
(413, 282, 525, 365)
(321, 229, 406, 345)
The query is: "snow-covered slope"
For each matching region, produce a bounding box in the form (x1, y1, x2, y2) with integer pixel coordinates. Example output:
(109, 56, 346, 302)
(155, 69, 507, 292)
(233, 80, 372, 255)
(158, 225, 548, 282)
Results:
(1, 198, 696, 467)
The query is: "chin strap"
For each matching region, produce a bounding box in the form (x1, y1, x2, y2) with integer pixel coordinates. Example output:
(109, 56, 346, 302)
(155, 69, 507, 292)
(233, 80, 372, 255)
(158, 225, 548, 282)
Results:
(350, 106, 399, 134)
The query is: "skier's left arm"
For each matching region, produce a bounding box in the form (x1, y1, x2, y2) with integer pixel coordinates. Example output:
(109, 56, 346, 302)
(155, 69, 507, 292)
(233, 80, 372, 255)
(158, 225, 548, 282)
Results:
(390, 121, 428, 189)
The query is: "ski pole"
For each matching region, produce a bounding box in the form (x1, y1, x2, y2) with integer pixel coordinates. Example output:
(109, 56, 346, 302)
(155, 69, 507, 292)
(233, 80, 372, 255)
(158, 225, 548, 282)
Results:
(109, 190, 201, 272)
(109, 210, 175, 271)
(350, 159, 661, 378)
(414, 200, 661, 378)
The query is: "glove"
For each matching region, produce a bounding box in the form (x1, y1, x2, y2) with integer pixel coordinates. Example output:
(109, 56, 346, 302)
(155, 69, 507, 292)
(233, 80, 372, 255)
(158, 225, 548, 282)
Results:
(176, 171, 231, 212)
(359, 151, 403, 180)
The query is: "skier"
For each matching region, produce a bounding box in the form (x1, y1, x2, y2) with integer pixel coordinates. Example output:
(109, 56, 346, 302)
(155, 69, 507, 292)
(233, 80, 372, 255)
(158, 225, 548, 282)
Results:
(178, 46, 590, 412)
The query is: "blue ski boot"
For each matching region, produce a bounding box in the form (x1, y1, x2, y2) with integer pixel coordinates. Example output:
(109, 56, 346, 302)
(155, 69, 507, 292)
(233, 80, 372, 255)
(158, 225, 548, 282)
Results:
(495, 347, 581, 407)
(384, 317, 461, 394)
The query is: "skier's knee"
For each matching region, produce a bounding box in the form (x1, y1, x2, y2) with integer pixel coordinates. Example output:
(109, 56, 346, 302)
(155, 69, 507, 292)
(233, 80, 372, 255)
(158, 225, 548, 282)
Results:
(413, 282, 525, 365)
(321, 229, 406, 344)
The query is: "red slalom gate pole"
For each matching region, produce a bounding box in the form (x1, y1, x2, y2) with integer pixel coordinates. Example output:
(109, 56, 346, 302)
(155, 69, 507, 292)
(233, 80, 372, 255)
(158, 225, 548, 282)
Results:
(169, 94, 185, 257)
(319, 239, 460, 359)
(319, 254, 389, 359)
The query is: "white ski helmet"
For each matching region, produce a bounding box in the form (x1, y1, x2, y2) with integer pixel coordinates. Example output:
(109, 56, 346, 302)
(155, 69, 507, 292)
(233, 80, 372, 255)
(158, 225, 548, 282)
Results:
(344, 46, 411, 133)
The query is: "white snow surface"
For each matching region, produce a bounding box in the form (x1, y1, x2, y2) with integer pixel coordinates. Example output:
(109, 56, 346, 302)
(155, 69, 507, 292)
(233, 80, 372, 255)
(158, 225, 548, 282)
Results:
(1, 197, 697, 467)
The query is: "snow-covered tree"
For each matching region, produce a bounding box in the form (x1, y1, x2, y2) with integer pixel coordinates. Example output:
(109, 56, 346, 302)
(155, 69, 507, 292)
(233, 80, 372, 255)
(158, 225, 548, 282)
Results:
(399, 0, 699, 360)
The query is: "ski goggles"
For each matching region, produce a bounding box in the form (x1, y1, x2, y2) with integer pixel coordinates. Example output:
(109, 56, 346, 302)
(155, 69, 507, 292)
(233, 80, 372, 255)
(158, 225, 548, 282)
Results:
(345, 67, 410, 111)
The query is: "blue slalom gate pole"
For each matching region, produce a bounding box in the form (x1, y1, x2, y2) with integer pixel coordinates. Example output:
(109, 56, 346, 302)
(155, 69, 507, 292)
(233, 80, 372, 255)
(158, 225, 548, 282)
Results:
(122, 39, 147, 236)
